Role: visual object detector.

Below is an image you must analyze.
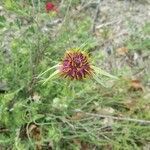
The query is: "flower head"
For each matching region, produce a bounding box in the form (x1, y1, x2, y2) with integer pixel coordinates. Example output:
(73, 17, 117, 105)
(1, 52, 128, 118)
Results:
(45, 2, 57, 12)
(59, 50, 93, 80)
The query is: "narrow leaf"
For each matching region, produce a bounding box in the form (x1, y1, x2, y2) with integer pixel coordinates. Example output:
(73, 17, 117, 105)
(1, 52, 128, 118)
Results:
(93, 66, 118, 79)
(42, 70, 60, 85)
(37, 64, 59, 78)
(93, 74, 107, 87)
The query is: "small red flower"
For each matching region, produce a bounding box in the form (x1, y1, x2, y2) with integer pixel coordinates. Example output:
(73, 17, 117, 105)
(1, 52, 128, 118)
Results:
(45, 2, 57, 12)
(59, 50, 93, 80)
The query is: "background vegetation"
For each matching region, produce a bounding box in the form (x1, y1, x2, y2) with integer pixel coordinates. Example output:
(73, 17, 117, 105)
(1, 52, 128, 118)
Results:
(0, 0, 150, 149)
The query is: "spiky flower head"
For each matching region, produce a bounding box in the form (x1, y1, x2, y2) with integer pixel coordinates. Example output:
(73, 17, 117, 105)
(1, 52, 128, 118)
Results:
(38, 49, 117, 85)
(59, 49, 93, 80)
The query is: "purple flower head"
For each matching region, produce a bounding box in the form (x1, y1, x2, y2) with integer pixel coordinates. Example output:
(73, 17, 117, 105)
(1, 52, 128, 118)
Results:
(59, 50, 93, 80)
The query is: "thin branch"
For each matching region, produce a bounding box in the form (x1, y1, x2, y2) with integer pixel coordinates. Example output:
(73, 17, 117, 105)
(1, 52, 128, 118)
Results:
(38, 0, 41, 12)
(92, 0, 101, 33)
(96, 20, 121, 29)
(74, 110, 150, 125)
(0, 128, 9, 133)
(31, 0, 35, 15)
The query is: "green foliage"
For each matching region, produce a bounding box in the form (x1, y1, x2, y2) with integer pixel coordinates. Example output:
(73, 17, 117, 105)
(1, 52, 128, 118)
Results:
(126, 22, 150, 51)
(0, 0, 150, 149)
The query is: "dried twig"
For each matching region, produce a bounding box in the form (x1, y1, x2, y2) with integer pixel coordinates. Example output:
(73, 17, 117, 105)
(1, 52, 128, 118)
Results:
(74, 110, 150, 125)
(31, 0, 35, 15)
(92, 0, 101, 33)
(38, 0, 41, 12)
(96, 20, 121, 29)
(0, 128, 9, 133)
